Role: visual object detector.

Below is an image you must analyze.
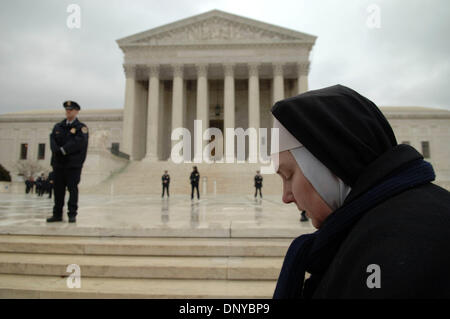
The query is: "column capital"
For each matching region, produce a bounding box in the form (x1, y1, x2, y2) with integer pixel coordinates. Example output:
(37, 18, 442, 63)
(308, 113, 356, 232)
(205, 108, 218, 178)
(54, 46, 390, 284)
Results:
(297, 62, 310, 76)
(223, 63, 235, 77)
(147, 64, 160, 78)
(172, 64, 184, 78)
(272, 63, 284, 76)
(123, 64, 137, 78)
(195, 63, 209, 77)
(248, 63, 260, 77)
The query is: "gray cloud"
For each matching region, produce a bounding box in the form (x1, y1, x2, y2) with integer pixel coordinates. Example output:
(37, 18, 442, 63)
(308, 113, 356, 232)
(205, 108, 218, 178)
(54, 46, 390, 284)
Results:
(0, 0, 449, 114)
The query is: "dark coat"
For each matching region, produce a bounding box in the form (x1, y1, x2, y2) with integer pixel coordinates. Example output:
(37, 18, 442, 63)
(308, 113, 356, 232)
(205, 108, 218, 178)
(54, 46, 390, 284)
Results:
(50, 118, 89, 168)
(162, 174, 170, 185)
(312, 146, 450, 298)
(190, 171, 200, 185)
(254, 174, 263, 188)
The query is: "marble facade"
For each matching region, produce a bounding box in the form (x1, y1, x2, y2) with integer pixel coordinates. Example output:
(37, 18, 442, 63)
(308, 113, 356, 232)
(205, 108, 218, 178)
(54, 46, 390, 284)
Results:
(116, 10, 315, 161)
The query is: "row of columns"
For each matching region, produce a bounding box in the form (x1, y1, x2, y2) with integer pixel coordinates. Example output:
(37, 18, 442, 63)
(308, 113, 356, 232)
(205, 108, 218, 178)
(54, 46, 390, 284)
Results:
(122, 62, 310, 161)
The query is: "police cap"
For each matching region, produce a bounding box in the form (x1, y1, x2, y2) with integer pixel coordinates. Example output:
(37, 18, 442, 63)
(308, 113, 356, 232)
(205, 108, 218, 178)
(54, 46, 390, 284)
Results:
(63, 100, 81, 110)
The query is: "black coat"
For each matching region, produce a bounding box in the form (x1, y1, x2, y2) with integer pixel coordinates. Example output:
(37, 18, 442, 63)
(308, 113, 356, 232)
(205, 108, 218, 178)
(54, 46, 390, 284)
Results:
(50, 118, 89, 168)
(190, 171, 200, 185)
(162, 174, 170, 185)
(312, 146, 450, 298)
(254, 174, 263, 188)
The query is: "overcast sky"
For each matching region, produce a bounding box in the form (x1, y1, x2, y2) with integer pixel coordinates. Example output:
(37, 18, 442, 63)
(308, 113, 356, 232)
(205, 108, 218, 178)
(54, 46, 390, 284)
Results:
(0, 0, 449, 114)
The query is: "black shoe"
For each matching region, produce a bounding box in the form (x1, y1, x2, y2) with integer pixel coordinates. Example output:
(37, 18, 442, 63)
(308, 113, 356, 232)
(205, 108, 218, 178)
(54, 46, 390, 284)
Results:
(68, 216, 76, 223)
(46, 216, 62, 223)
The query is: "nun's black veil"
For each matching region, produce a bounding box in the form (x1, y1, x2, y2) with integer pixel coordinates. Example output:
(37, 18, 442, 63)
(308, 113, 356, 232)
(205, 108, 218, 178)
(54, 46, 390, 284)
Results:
(271, 84, 397, 187)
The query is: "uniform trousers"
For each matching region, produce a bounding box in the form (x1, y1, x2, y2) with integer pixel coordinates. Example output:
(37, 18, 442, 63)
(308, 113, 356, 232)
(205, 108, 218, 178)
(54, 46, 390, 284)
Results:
(53, 167, 82, 218)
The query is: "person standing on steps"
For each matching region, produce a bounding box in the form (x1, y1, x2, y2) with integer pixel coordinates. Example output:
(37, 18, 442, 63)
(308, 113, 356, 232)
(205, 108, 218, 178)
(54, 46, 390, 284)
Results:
(47, 100, 89, 223)
(254, 170, 263, 199)
(162, 170, 170, 198)
(190, 166, 200, 200)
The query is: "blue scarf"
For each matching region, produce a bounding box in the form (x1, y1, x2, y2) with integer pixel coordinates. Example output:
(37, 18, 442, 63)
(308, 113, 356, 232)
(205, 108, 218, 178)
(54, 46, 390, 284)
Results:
(273, 158, 436, 299)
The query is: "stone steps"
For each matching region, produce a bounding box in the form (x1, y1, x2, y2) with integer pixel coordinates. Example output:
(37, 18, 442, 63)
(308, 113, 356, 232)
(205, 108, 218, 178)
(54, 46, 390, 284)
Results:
(0, 274, 276, 299)
(0, 235, 285, 298)
(84, 161, 282, 195)
(0, 235, 290, 257)
(0, 252, 283, 280)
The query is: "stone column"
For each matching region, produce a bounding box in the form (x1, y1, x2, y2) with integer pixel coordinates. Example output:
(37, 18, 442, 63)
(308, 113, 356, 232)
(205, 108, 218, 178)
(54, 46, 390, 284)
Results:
(144, 65, 160, 161)
(297, 62, 310, 94)
(273, 63, 284, 103)
(248, 63, 260, 130)
(194, 64, 209, 161)
(121, 64, 138, 159)
(223, 63, 235, 161)
(171, 64, 184, 135)
(196, 64, 209, 133)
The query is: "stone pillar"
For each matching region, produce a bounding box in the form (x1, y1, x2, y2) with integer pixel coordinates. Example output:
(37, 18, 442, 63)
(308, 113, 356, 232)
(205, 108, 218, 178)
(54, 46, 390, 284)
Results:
(297, 62, 310, 94)
(121, 64, 138, 159)
(171, 64, 184, 137)
(224, 63, 235, 161)
(196, 63, 209, 134)
(273, 63, 284, 103)
(248, 63, 260, 130)
(194, 64, 209, 161)
(144, 65, 160, 161)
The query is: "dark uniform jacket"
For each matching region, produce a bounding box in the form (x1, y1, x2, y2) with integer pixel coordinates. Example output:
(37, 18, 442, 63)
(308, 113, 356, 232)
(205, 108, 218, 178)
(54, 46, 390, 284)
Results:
(190, 171, 200, 185)
(162, 174, 170, 185)
(50, 118, 89, 168)
(254, 174, 263, 188)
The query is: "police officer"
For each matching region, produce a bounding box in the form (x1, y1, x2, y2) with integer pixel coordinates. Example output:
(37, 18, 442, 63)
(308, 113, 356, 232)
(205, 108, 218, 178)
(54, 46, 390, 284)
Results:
(35, 174, 43, 196)
(254, 170, 263, 199)
(47, 171, 54, 199)
(190, 166, 200, 200)
(162, 170, 170, 198)
(46, 101, 89, 223)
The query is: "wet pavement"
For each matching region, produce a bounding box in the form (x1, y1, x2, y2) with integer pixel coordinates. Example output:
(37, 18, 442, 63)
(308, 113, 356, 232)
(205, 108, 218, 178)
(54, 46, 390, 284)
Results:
(0, 193, 314, 238)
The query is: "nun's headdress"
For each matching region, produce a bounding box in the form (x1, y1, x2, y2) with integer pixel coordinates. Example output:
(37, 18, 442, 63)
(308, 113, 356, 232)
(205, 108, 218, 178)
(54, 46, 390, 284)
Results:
(271, 84, 397, 210)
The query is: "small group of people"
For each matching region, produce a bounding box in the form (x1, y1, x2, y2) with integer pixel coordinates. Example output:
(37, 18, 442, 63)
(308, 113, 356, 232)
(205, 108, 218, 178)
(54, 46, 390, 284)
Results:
(25, 173, 54, 198)
(161, 166, 201, 200)
(161, 168, 273, 204)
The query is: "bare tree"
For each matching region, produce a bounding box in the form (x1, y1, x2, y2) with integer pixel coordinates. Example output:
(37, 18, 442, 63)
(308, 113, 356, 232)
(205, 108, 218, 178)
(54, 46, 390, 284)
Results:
(15, 160, 48, 179)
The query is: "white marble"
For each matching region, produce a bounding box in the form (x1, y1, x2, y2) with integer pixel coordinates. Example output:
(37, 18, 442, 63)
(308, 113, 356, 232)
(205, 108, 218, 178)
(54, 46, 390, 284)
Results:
(0, 193, 314, 238)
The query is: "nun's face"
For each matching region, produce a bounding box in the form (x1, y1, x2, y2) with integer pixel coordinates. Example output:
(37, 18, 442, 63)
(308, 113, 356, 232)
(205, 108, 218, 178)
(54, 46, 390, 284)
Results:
(276, 150, 332, 229)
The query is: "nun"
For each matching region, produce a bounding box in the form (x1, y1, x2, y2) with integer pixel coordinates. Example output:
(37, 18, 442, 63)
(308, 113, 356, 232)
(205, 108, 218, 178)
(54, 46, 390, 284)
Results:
(271, 84, 450, 299)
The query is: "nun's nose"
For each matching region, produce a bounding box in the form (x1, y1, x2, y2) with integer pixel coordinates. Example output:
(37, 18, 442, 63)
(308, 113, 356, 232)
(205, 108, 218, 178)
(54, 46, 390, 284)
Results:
(282, 189, 295, 204)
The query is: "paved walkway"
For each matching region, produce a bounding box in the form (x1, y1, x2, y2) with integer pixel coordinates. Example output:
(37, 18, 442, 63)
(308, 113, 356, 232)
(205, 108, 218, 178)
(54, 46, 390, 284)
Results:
(0, 193, 314, 238)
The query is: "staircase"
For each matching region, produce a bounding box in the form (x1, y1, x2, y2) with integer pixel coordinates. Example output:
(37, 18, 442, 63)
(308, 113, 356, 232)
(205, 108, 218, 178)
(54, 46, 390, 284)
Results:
(83, 161, 283, 196)
(0, 235, 291, 298)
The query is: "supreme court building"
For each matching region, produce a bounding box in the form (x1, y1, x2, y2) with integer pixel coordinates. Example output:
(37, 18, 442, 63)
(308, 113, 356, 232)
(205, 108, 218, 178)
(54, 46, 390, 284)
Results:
(1, 10, 449, 194)
(117, 10, 316, 161)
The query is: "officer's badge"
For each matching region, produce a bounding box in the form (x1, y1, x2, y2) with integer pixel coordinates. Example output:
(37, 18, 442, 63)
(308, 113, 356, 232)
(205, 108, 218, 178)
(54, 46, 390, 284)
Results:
(70, 128, 76, 134)
(67, 101, 71, 106)
(55, 131, 60, 134)
(81, 126, 88, 134)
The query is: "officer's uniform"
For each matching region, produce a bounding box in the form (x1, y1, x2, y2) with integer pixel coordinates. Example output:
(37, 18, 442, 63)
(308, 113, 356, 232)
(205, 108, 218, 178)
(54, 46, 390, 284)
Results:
(162, 173, 170, 198)
(47, 171, 54, 199)
(254, 173, 263, 198)
(48, 101, 89, 222)
(190, 169, 200, 200)
(35, 176, 43, 196)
